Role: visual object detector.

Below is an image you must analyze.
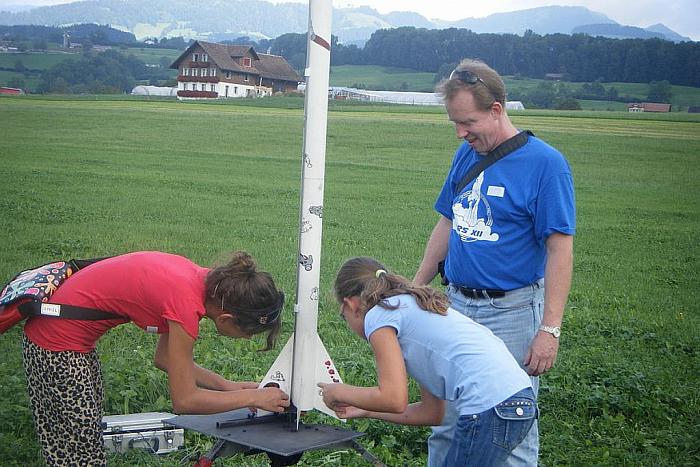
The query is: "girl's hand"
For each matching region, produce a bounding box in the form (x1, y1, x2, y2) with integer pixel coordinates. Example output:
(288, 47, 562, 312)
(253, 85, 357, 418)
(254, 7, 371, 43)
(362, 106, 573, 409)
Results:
(334, 404, 369, 419)
(222, 381, 260, 391)
(318, 382, 344, 410)
(255, 387, 290, 413)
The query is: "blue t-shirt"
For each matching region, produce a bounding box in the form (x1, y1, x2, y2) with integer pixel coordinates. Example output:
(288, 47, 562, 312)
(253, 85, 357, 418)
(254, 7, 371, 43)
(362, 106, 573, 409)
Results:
(364, 294, 531, 415)
(435, 135, 576, 290)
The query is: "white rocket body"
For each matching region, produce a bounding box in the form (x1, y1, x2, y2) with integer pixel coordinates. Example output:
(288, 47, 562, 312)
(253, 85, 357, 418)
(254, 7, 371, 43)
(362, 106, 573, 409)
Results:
(260, 0, 340, 426)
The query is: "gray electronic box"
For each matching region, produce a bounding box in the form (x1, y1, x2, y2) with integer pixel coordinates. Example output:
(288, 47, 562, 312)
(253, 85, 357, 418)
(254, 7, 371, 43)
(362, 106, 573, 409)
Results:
(102, 412, 184, 455)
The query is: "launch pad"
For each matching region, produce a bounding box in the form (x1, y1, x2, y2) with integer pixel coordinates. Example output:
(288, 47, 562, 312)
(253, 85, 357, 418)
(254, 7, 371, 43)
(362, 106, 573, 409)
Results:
(166, 409, 381, 466)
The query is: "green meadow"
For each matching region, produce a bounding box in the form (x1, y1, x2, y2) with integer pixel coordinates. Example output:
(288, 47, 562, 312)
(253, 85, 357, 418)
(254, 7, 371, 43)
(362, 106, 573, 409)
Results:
(0, 95, 698, 466)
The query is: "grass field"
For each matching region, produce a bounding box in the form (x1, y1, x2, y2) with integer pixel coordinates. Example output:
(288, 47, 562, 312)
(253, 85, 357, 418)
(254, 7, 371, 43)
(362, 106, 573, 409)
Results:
(0, 95, 698, 466)
(330, 65, 436, 92)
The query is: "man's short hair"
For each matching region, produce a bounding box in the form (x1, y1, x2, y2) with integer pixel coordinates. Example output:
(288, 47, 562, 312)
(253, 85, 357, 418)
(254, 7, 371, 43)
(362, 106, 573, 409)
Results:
(436, 59, 507, 110)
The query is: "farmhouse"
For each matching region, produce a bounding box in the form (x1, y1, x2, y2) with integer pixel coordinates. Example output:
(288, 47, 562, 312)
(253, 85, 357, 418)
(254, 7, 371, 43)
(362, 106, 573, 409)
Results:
(170, 41, 302, 100)
(627, 102, 671, 112)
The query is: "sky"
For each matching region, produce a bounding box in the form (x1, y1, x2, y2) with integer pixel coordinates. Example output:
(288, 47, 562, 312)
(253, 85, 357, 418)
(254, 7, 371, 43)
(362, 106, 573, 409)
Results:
(6, 0, 699, 40)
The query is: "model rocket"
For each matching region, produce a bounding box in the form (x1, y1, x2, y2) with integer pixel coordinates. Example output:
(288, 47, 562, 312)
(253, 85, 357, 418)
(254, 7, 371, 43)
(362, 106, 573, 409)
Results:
(259, 0, 340, 428)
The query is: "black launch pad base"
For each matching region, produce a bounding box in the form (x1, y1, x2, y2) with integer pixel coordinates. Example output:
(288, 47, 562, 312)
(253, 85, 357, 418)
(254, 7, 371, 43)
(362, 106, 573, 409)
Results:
(166, 409, 383, 466)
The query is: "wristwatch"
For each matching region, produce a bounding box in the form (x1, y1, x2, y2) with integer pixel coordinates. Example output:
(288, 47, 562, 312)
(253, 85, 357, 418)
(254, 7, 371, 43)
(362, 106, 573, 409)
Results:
(539, 325, 561, 338)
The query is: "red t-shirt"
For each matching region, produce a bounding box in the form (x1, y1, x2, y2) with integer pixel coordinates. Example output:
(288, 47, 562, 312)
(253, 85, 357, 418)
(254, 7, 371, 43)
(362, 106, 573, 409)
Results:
(24, 252, 210, 352)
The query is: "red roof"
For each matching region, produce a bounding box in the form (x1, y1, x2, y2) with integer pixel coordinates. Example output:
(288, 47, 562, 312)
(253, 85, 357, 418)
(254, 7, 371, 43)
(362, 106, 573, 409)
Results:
(627, 102, 671, 112)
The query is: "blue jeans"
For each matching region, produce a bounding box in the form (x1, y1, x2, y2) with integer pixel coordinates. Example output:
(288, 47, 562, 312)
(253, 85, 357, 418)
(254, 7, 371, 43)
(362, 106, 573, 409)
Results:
(443, 388, 537, 467)
(428, 280, 544, 467)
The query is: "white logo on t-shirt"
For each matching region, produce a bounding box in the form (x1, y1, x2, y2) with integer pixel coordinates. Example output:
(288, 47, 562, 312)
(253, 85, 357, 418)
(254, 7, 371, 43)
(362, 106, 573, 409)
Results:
(452, 172, 500, 243)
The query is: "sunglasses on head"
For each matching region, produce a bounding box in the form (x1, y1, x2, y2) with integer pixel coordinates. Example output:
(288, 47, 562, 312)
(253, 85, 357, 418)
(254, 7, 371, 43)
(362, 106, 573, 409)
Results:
(449, 69, 497, 101)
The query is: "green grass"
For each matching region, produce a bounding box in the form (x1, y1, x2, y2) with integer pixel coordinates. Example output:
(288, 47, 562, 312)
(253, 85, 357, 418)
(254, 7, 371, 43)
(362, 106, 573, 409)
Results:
(124, 47, 182, 64)
(330, 65, 437, 92)
(0, 51, 79, 70)
(0, 95, 698, 466)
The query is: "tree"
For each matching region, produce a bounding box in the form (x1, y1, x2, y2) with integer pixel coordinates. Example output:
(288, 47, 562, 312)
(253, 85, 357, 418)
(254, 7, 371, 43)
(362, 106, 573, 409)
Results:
(526, 82, 557, 109)
(7, 77, 26, 89)
(647, 80, 672, 103)
(554, 98, 581, 110)
(14, 60, 26, 73)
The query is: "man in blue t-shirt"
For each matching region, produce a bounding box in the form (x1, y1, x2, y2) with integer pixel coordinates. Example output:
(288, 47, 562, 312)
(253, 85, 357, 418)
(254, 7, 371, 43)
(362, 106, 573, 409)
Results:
(415, 59, 576, 467)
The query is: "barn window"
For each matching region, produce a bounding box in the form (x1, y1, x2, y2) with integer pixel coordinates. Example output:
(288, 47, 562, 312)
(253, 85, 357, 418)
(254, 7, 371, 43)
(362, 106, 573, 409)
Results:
(210, 68, 216, 77)
(201, 68, 208, 77)
(202, 54, 208, 62)
(243, 57, 251, 67)
(193, 53, 199, 62)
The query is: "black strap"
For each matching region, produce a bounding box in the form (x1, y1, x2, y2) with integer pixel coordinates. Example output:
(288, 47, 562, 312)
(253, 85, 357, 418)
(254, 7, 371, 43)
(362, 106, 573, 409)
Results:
(454, 130, 533, 195)
(18, 301, 124, 321)
(69, 256, 113, 271)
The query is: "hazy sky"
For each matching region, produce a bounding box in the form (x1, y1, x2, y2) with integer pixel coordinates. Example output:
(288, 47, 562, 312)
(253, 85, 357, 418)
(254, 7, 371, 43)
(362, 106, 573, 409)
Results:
(8, 0, 699, 40)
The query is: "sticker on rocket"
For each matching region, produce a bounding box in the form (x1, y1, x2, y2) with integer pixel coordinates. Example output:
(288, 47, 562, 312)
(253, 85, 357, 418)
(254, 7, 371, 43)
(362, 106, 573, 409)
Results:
(310, 287, 319, 301)
(299, 254, 313, 271)
(301, 220, 312, 233)
(304, 154, 313, 168)
(324, 360, 340, 383)
(309, 205, 323, 218)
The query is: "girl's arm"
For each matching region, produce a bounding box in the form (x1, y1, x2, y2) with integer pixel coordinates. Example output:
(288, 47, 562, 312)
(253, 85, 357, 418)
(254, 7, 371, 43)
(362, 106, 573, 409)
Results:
(322, 326, 409, 414)
(155, 321, 289, 414)
(155, 332, 256, 391)
(334, 385, 444, 426)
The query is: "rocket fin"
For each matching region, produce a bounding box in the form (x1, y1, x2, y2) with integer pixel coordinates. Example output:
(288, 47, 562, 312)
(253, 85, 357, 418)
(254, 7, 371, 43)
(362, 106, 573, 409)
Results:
(313, 334, 344, 420)
(259, 334, 294, 394)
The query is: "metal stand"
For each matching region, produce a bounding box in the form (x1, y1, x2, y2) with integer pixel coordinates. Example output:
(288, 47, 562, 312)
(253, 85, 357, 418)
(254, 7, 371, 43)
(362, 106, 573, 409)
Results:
(166, 409, 384, 466)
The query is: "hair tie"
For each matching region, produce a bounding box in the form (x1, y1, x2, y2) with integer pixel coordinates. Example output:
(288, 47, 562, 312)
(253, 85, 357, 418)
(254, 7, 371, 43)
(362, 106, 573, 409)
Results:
(375, 269, 387, 278)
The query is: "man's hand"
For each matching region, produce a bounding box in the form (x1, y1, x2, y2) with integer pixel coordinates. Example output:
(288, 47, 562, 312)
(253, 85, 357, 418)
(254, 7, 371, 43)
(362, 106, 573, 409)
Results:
(524, 331, 559, 376)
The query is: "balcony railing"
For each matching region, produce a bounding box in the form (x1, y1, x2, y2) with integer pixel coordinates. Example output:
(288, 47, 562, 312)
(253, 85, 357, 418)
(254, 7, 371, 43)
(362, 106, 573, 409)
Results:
(177, 90, 218, 98)
(177, 76, 218, 83)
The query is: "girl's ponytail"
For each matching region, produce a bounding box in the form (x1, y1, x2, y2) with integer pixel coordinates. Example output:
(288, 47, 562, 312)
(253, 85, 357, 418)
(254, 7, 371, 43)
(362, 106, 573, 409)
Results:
(334, 257, 448, 315)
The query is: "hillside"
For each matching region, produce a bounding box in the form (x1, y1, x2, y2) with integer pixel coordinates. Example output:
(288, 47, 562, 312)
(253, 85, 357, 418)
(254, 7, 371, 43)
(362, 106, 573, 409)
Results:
(0, 1, 689, 44)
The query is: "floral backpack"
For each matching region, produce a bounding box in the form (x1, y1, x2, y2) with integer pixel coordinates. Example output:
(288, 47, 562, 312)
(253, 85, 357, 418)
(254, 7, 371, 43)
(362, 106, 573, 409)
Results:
(0, 258, 121, 334)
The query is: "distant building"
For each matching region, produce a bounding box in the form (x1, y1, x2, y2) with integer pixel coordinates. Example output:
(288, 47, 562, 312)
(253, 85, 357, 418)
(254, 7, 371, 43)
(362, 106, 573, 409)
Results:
(0, 87, 25, 95)
(627, 102, 671, 113)
(170, 41, 302, 100)
(688, 106, 700, 113)
(131, 85, 178, 97)
(506, 101, 525, 110)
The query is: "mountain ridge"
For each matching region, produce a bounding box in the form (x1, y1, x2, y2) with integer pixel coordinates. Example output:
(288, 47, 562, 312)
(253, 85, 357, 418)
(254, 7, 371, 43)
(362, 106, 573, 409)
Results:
(0, 1, 691, 44)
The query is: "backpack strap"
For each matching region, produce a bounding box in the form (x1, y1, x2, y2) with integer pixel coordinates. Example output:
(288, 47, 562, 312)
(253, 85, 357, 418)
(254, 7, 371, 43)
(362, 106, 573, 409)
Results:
(17, 301, 123, 321)
(454, 130, 534, 195)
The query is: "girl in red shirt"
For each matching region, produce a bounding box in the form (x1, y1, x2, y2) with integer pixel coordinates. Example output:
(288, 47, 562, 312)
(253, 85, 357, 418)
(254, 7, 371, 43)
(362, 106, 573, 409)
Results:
(22, 250, 289, 466)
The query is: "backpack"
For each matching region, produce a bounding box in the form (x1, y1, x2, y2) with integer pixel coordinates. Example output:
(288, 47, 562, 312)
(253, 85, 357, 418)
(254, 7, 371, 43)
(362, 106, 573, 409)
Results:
(0, 257, 121, 334)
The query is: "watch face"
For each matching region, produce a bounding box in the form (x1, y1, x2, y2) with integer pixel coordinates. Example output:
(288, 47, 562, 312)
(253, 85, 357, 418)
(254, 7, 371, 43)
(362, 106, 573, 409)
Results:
(552, 328, 561, 338)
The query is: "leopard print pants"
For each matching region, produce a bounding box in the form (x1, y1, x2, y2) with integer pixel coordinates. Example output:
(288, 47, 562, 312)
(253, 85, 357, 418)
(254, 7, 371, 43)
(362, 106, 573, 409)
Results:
(22, 334, 106, 467)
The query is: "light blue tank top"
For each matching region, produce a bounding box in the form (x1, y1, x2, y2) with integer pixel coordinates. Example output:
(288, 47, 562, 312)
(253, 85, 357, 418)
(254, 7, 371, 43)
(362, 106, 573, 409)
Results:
(364, 294, 531, 414)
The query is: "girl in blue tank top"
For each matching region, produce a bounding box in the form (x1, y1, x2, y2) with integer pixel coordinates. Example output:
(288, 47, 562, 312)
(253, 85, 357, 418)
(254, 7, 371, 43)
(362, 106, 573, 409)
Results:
(318, 257, 537, 466)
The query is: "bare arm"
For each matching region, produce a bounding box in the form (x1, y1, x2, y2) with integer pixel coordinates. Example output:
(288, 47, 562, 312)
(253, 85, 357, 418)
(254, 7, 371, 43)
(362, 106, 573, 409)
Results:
(332, 384, 444, 426)
(524, 232, 573, 375)
(414, 216, 452, 286)
(155, 321, 289, 414)
(154, 333, 256, 391)
(320, 327, 408, 414)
